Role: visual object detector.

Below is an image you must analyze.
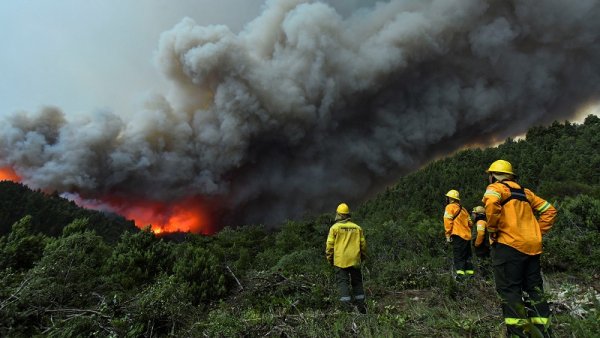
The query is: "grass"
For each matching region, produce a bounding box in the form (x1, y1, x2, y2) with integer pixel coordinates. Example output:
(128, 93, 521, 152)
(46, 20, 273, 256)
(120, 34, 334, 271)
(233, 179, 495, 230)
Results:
(191, 270, 598, 337)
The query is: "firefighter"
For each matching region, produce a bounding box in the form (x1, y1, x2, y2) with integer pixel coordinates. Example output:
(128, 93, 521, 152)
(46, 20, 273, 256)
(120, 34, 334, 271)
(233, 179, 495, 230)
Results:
(443, 189, 474, 279)
(471, 206, 491, 277)
(326, 203, 367, 314)
(482, 160, 557, 337)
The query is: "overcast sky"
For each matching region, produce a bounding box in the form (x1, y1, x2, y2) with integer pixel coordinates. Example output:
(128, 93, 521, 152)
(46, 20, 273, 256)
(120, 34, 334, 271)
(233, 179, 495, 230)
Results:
(1, 0, 597, 120)
(0, 0, 270, 116)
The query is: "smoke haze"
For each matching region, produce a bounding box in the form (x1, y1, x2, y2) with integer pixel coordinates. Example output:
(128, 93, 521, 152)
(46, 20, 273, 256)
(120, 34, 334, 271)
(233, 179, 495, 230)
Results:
(1, 0, 599, 227)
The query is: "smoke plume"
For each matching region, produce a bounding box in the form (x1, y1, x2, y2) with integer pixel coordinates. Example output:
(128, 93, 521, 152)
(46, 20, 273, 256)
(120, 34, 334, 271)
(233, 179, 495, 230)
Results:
(1, 0, 599, 228)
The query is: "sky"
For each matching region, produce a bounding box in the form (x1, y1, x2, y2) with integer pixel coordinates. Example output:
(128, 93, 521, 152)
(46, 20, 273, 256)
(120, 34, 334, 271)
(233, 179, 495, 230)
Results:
(0, 0, 267, 116)
(0, 0, 372, 118)
(1, 0, 597, 120)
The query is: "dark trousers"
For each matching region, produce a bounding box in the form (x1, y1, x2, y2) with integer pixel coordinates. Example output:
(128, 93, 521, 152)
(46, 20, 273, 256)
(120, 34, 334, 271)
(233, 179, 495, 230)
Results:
(452, 235, 473, 275)
(335, 266, 365, 306)
(492, 243, 551, 337)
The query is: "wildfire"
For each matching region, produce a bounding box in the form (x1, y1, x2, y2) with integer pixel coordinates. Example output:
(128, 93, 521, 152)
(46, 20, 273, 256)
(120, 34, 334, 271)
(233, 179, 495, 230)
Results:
(0, 167, 20, 182)
(99, 195, 214, 235)
(1, 166, 214, 235)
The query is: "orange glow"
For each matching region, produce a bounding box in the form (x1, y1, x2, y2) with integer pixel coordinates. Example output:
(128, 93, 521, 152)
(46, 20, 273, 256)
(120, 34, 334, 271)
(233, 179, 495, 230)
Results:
(102, 195, 214, 235)
(0, 167, 20, 182)
(0, 165, 214, 234)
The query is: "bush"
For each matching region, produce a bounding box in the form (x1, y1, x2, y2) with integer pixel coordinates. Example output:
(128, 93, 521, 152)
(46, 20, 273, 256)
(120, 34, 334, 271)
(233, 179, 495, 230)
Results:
(129, 274, 197, 337)
(543, 195, 600, 272)
(0, 215, 48, 271)
(1, 229, 110, 336)
(21, 230, 110, 307)
(172, 243, 227, 306)
(273, 248, 328, 275)
(105, 227, 174, 290)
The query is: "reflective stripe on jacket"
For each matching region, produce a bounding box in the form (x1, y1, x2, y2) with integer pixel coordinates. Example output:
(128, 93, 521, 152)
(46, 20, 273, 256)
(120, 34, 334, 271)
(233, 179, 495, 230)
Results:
(482, 180, 557, 255)
(326, 219, 366, 268)
(444, 203, 472, 240)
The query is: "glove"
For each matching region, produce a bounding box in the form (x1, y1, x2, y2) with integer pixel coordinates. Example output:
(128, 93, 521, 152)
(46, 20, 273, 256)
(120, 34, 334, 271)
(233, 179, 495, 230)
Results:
(489, 232, 498, 243)
(446, 236, 452, 243)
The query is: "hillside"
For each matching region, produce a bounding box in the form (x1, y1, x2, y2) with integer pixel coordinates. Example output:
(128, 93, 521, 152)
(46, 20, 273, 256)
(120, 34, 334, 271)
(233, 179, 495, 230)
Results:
(0, 116, 599, 337)
(0, 181, 138, 242)
(358, 114, 600, 225)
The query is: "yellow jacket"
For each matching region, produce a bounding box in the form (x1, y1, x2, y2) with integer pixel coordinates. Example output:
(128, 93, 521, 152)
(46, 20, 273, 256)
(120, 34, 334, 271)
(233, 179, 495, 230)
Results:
(474, 219, 487, 247)
(444, 203, 472, 240)
(482, 180, 557, 255)
(326, 219, 366, 268)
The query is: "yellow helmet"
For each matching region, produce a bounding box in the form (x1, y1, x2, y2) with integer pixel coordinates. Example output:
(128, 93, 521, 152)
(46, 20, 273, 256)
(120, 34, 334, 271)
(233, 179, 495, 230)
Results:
(472, 206, 485, 214)
(336, 203, 350, 214)
(445, 190, 460, 201)
(486, 159, 514, 175)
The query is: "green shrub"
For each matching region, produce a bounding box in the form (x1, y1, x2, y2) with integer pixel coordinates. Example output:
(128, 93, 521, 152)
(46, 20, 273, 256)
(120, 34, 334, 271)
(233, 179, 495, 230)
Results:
(0, 215, 48, 271)
(130, 274, 197, 337)
(105, 227, 174, 290)
(197, 307, 246, 337)
(172, 243, 227, 306)
(21, 230, 110, 307)
(543, 195, 600, 271)
(1, 229, 110, 335)
(273, 248, 328, 275)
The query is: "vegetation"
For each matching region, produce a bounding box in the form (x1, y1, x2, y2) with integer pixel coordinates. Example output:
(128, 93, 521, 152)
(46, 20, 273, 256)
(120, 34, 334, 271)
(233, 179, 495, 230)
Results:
(0, 182, 137, 242)
(0, 116, 599, 336)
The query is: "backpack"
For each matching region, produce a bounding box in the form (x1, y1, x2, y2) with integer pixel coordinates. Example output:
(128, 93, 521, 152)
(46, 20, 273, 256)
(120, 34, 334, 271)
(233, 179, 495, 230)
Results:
(498, 181, 531, 206)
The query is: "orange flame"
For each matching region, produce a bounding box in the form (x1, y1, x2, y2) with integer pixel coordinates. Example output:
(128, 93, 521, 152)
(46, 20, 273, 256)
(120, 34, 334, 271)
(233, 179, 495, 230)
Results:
(1, 166, 214, 235)
(0, 167, 20, 182)
(101, 195, 214, 235)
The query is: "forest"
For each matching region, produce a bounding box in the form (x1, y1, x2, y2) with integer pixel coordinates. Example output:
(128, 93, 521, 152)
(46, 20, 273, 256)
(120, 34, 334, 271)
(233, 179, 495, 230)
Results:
(1, 115, 599, 337)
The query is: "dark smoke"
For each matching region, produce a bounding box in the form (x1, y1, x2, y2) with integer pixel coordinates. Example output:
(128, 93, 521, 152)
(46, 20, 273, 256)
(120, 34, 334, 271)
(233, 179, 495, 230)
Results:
(1, 0, 599, 226)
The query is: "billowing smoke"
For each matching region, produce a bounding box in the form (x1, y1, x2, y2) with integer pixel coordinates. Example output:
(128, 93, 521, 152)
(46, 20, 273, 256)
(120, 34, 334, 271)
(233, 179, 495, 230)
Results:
(1, 0, 599, 228)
